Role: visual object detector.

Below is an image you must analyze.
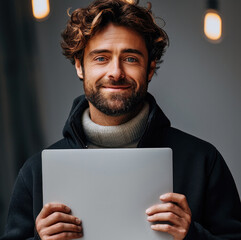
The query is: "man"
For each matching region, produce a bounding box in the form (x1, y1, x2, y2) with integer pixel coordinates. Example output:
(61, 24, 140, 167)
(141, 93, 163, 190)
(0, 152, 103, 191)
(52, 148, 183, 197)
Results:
(1, 0, 241, 240)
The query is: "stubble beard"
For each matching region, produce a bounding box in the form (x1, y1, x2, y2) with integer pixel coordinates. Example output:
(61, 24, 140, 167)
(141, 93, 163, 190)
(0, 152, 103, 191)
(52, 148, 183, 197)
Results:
(84, 78, 148, 116)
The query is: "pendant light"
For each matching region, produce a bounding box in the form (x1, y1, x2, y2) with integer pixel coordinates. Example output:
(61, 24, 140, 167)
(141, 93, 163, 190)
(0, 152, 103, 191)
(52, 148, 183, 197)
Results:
(204, 0, 222, 42)
(32, 0, 50, 20)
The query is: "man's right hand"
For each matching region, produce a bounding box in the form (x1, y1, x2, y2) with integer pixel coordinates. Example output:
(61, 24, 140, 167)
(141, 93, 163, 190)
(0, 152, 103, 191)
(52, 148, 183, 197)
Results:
(36, 203, 83, 240)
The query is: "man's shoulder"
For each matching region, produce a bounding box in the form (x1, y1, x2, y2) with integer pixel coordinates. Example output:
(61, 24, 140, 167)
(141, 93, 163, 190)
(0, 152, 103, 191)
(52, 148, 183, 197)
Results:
(21, 138, 71, 174)
(162, 126, 218, 158)
(167, 127, 214, 147)
(162, 127, 227, 183)
(148, 97, 217, 155)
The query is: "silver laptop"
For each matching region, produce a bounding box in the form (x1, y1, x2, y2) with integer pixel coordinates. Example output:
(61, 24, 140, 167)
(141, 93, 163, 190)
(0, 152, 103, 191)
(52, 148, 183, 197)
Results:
(42, 148, 173, 240)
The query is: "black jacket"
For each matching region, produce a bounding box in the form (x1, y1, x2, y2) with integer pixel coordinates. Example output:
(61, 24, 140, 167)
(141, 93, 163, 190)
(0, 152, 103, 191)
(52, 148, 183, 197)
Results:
(1, 94, 241, 240)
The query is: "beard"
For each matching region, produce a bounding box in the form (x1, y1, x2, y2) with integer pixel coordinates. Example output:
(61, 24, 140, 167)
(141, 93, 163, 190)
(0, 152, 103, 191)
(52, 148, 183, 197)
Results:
(84, 77, 148, 116)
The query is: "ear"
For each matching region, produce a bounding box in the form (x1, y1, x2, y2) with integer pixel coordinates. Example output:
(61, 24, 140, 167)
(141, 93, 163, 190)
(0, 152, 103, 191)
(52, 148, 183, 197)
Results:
(147, 61, 156, 82)
(75, 58, 83, 79)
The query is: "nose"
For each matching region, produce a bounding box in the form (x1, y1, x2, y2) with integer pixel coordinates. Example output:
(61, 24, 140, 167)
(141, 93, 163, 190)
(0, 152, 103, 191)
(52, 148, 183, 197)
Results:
(107, 59, 125, 81)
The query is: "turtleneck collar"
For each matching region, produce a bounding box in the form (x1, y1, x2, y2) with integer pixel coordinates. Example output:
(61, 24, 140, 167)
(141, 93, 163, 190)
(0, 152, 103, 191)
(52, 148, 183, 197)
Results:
(81, 102, 149, 148)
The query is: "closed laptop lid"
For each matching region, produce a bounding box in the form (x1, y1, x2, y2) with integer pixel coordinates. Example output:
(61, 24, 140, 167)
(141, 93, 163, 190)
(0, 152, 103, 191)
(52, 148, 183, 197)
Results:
(42, 148, 173, 240)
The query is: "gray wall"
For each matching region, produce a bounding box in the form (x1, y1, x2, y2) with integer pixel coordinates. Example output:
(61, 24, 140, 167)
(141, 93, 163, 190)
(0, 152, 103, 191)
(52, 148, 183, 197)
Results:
(34, 0, 241, 195)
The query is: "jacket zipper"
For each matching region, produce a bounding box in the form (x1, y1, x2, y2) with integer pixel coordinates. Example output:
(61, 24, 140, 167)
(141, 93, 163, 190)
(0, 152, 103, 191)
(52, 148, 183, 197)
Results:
(71, 122, 87, 148)
(137, 113, 153, 148)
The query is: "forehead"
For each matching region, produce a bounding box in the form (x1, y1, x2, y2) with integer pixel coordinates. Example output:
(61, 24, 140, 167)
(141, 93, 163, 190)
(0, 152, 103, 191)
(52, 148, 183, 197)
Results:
(84, 23, 148, 56)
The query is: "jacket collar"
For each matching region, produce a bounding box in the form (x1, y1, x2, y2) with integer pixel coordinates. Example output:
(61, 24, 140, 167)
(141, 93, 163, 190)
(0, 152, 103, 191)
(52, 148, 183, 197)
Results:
(63, 93, 171, 148)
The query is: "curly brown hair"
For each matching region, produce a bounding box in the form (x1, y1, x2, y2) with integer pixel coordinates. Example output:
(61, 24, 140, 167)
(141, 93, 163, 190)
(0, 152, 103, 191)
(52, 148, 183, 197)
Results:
(61, 0, 169, 72)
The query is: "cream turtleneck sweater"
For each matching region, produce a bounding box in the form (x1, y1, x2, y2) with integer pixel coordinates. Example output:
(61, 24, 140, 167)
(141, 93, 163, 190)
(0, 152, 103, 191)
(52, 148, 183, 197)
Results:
(81, 102, 149, 148)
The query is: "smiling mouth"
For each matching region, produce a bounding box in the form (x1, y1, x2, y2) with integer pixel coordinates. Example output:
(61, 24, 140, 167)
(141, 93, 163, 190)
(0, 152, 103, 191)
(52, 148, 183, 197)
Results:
(102, 85, 132, 91)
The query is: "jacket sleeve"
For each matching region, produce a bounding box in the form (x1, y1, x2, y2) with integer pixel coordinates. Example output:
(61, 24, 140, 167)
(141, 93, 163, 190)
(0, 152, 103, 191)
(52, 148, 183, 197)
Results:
(185, 150, 241, 240)
(0, 169, 40, 240)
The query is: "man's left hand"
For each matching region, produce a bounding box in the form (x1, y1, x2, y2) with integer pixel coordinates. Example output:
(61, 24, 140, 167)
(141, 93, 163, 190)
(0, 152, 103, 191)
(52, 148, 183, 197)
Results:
(146, 193, 192, 240)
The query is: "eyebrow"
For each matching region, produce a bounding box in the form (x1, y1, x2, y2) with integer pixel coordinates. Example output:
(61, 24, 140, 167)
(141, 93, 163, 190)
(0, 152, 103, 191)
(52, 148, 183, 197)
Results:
(121, 48, 144, 57)
(88, 49, 111, 56)
(88, 48, 145, 57)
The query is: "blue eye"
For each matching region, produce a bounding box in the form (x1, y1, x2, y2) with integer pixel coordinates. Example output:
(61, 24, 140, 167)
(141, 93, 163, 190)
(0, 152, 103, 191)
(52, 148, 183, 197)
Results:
(96, 57, 106, 62)
(126, 57, 137, 62)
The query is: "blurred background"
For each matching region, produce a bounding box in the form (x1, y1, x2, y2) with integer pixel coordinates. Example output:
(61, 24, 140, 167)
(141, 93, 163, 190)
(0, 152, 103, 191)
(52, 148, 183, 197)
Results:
(0, 0, 240, 235)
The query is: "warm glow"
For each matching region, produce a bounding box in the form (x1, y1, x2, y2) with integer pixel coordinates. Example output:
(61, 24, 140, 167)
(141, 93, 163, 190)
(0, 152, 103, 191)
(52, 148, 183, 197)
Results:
(32, 0, 50, 20)
(204, 11, 222, 42)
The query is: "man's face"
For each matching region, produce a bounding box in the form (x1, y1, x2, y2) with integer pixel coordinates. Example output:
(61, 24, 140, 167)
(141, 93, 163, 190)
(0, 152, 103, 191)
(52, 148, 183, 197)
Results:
(75, 23, 155, 116)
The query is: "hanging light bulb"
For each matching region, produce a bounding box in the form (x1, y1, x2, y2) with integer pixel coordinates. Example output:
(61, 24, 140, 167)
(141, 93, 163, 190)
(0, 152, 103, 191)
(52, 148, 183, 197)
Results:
(204, 0, 222, 42)
(32, 0, 50, 20)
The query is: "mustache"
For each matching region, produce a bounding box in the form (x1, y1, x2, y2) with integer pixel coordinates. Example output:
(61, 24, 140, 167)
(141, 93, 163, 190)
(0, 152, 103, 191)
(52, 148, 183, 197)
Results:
(96, 78, 137, 88)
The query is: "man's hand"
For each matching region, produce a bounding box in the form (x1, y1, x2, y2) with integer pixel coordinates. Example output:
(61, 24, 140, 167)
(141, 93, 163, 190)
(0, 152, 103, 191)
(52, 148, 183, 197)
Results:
(36, 202, 83, 240)
(146, 193, 192, 240)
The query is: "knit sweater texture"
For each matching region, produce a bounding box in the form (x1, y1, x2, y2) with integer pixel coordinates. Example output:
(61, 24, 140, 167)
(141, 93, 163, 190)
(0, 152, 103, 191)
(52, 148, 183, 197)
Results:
(81, 102, 149, 148)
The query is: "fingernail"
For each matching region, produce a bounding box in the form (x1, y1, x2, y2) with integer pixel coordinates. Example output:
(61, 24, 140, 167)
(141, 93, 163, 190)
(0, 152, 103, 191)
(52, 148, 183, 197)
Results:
(146, 209, 151, 214)
(147, 216, 152, 220)
(151, 225, 156, 230)
(160, 194, 166, 200)
(76, 218, 81, 224)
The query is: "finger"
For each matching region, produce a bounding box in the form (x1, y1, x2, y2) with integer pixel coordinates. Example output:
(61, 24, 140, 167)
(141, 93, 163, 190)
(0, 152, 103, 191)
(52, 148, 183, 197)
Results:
(147, 212, 183, 227)
(146, 202, 187, 219)
(48, 232, 83, 240)
(151, 224, 188, 239)
(38, 203, 71, 220)
(160, 193, 191, 214)
(44, 212, 82, 227)
(45, 222, 82, 235)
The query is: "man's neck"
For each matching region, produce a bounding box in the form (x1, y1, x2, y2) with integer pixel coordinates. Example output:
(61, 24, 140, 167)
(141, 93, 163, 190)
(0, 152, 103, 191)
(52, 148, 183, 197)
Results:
(88, 102, 144, 126)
